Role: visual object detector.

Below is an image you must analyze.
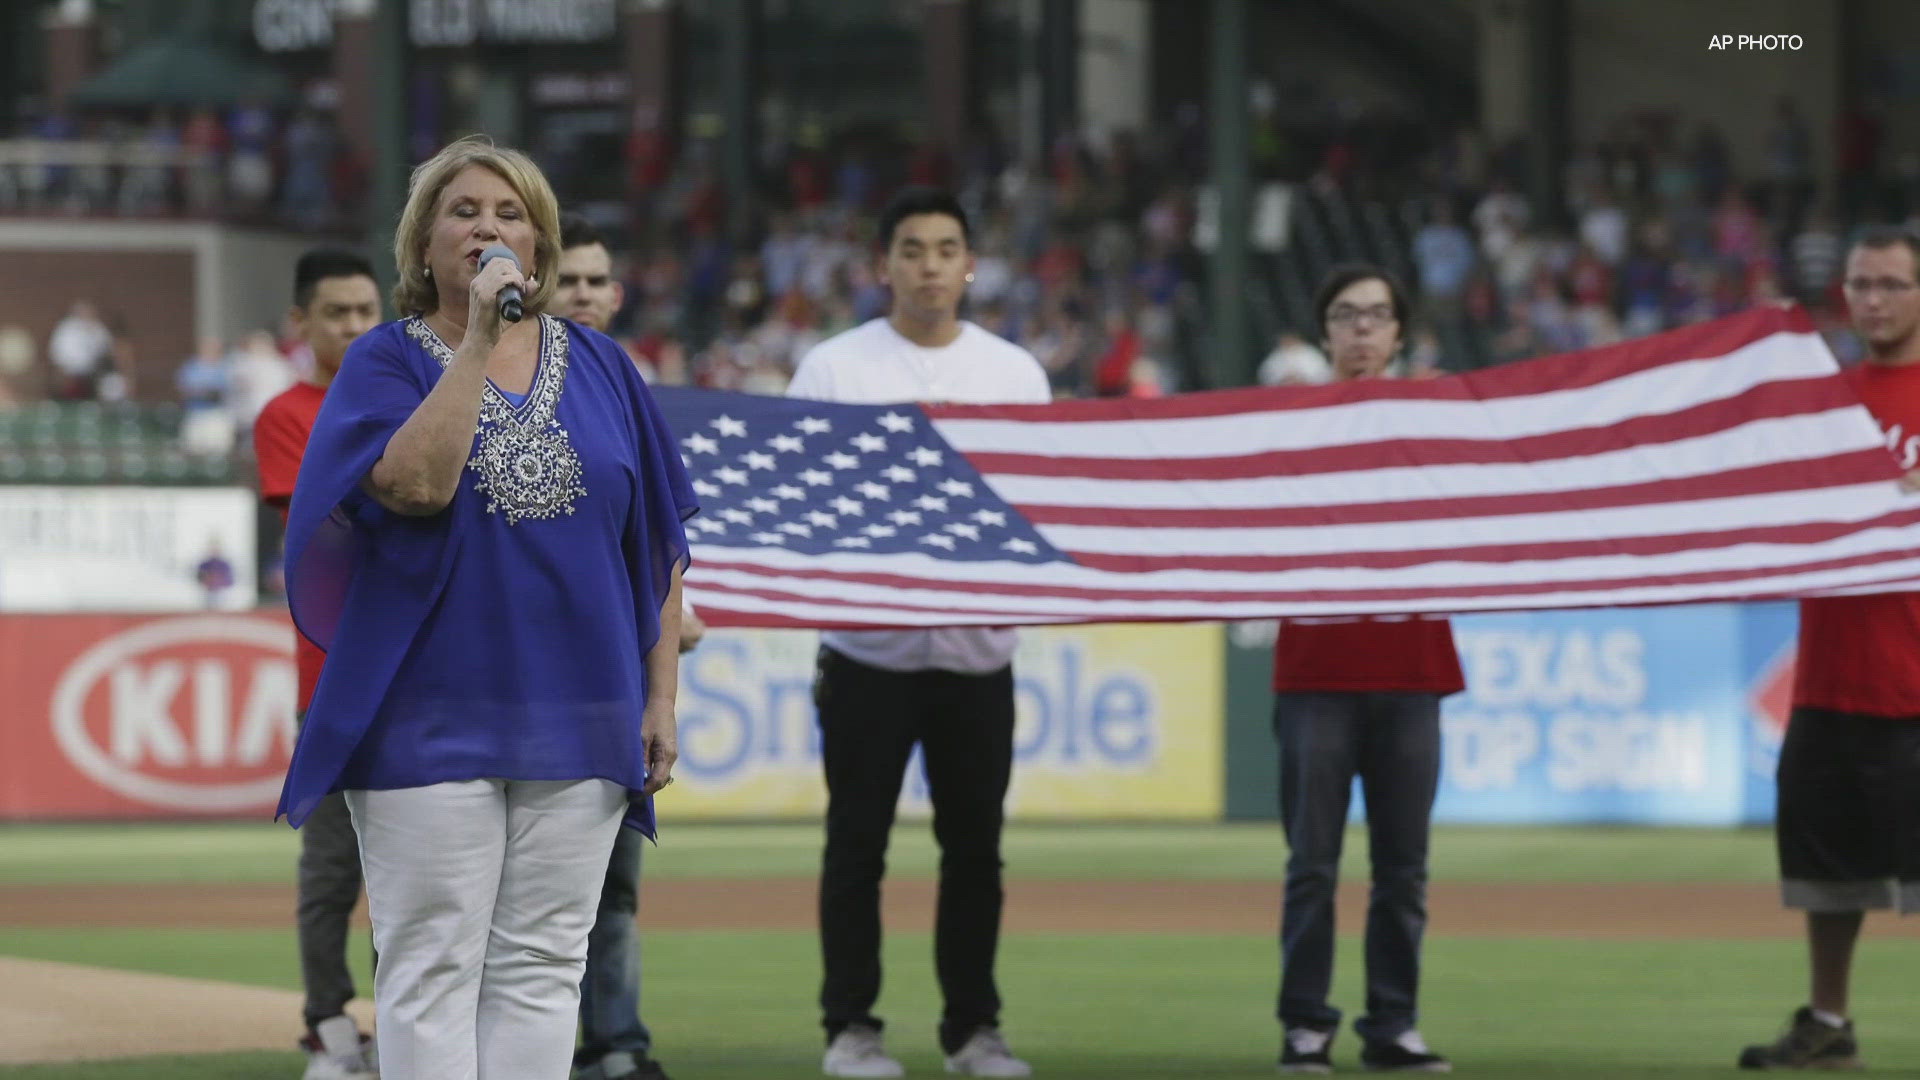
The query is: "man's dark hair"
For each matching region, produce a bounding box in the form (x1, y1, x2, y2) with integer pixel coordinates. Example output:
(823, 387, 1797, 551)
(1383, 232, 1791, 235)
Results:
(293, 249, 376, 308)
(1313, 262, 1411, 339)
(876, 186, 972, 250)
(560, 213, 606, 253)
(1849, 224, 1920, 271)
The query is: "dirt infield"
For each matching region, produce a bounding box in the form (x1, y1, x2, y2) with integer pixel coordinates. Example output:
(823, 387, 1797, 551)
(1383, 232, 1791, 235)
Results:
(6, 878, 1915, 937)
(0, 956, 375, 1065)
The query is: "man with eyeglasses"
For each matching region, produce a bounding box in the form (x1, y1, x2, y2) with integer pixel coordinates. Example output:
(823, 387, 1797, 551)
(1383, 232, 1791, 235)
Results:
(1273, 265, 1462, 1075)
(554, 214, 701, 1080)
(1739, 225, 1920, 1071)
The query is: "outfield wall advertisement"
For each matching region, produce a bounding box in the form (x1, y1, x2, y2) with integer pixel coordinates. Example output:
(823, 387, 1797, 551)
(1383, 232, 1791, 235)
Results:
(671, 624, 1225, 821)
(1224, 603, 1797, 826)
(0, 614, 1224, 822)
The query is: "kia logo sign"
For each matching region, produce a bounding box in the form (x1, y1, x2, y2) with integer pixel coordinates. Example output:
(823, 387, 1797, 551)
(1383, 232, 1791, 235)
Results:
(51, 617, 297, 812)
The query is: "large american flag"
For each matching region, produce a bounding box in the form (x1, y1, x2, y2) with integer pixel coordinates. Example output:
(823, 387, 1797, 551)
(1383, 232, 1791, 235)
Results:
(655, 307, 1920, 629)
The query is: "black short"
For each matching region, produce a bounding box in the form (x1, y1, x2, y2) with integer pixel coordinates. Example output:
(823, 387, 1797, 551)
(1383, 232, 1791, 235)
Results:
(1776, 706, 1920, 913)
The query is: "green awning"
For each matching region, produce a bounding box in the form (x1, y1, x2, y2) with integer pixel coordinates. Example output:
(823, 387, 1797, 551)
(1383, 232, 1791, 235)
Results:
(67, 38, 293, 110)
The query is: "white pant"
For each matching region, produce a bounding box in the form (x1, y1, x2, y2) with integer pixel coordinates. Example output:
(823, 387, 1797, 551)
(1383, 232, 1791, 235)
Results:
(346, 779, 627, 1080)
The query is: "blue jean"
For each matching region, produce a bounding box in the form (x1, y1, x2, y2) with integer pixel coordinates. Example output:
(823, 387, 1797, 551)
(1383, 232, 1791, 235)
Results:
(1273, 691, 1443, 1043)
(577, 824, 652, 1063)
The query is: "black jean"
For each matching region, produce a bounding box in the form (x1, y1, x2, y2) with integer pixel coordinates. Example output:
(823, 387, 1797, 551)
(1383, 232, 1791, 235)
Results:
(1272, 691, 1443, 1044)
(576, 824, 653, 1064)
(298, 789, 369, 1029)
(814, 647, 1016, 1055)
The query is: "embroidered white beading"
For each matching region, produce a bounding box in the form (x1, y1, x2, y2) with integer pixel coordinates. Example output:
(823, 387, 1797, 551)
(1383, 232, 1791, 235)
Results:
(406, 314, 587, 524)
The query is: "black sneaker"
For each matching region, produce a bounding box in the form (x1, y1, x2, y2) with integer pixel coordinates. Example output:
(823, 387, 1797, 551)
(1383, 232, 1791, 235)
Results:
(1360, 1031, 1451, 1073)
(1279, 1026, 1335, 1074)
(1737, 1007, 1862, 1070)
(578, 1051, 672, 1080)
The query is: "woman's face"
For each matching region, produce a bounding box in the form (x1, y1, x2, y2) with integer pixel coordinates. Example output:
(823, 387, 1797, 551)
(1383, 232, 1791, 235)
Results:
(424, 164, 540, 306)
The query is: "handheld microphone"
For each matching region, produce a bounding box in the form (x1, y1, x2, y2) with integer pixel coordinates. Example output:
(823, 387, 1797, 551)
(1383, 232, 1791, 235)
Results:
(479, 244, 525, 323)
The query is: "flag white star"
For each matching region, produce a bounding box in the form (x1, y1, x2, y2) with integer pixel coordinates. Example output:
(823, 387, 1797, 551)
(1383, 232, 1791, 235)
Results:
(824, 451, 860, 470)
(720, 508, 754, 524)
(683, 433, 720, 454)
(716, 467, 749, 485)
(681, 454, 692, 469)
(768, 434, 805, 453)
(972, 509, 1007, 526)
(852, 432, 887, 453)
(909, 447, 943, 467)
(743, 451, 777, 470)
(777, 522, 814, 537)
(772, 484, 806, 500)
(915, 495, 949, 512)
(805, 511, 838, 528)
(862, 524, 898, 538)
(1002, 538, 1039, 554)
(834, 536, 873, 548)
(882, 465, 916, 483)
(750, 531, 786, 544)
(797, 416, 832, 434)
(878, 412, 915, 433)
(937, 479, 974, 498)
(800, 469, 833, 486)
(692, 518, 726, 534)
(746, 497, 779, 514)
(711, 415, 747, 437)
(945, 522, 981, 540)
(856, 482, 891, 501)
(888, 510, 923, 526)
(693, 479, 722, 498)
(831, 496, 865, 516)
(919, 534, 956, 550)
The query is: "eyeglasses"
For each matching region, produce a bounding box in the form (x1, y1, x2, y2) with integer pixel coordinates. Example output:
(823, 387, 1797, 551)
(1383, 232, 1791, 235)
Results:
(1842, 277, 1919, 296)
(1328, 303, 1397, 328)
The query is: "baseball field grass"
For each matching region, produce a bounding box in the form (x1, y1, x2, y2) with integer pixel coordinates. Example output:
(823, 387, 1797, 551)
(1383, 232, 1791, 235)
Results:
(3, 822, 1918, 1079)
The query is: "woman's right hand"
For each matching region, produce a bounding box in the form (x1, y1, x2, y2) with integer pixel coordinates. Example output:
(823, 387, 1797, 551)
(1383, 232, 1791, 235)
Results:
(465, 253, 533, 348)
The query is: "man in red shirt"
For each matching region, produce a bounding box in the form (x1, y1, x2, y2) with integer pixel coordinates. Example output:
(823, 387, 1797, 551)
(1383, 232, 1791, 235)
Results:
(1739, 227, 1920, 1071)
(254, 249, 382, 1080)
(1273, 265, 1463, 1075)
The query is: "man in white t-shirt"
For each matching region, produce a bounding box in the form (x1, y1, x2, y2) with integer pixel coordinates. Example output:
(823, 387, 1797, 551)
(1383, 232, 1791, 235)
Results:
(787, 188, 1048, 1080)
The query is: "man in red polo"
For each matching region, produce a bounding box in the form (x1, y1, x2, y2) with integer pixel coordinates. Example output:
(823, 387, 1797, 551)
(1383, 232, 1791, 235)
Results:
(254, 248, 382, 1080)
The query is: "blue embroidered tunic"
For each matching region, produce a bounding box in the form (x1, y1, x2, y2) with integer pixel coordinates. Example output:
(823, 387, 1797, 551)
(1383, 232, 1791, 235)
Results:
(276, 314, 696, 837)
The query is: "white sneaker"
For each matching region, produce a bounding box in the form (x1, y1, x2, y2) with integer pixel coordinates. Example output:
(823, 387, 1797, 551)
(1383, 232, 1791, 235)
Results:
(824, 1025, 905, 1078)
(302, 1015, 377, 1079)
(945, 1028, 1032, 1077)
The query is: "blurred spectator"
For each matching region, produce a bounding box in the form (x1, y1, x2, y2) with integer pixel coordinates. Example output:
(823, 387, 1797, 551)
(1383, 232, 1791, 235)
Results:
(1766, 97, 1814, 231)
(281, 110, 338, 231)
(1579, 186, 1630, 266)
(228, 329, 297, 432)
(227, 102, 276, 210)
(1257, 332, 1332, 386)
(1790, 209, 1844, 307)
(47, 299, 112, 400)
(176, 336, 235, 456)
(1413, 200, 1476, 310)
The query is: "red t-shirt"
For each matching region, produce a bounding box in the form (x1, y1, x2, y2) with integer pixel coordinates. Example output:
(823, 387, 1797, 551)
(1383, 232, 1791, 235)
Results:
(1794, 361, 1920, 718)
(1271, 616, 1466, 694)
(253, 381, 329, 712)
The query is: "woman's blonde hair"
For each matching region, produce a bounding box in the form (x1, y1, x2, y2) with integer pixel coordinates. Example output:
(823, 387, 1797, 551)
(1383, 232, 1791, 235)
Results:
(391, 135, 562, 317)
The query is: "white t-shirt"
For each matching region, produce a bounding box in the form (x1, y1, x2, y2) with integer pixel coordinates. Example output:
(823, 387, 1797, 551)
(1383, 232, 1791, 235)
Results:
(787, 317, 1051, 674)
